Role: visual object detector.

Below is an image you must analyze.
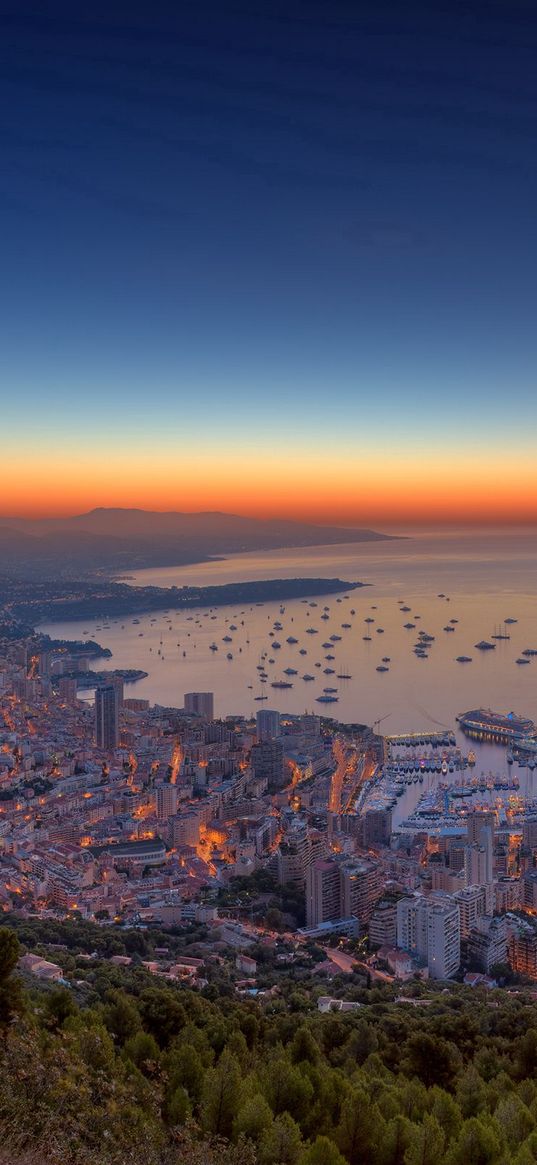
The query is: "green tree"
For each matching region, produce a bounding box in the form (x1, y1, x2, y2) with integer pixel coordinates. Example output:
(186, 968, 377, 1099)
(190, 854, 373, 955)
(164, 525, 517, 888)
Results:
(344, 1019, 378, 1066)
(124, 1029, 160, 1074)
(0, 928, 22, 1026)
(233, 1093, 273, 1144)
(429, 1087, 462, 1144)
(138, 986, 186, 1047)
(456, 1065, 487, 1119)
(290, 1025, 320, 1066)
(516, 1031, 537, 1080)
(381, 1115, 414, 1165)
(299, 1135, 347, 1165)
(166, 1084, 192, 1126)
(42, 985, 77, 1029)
(336, 1087, 385, 1165)
(102, 988, 142, 1045)
(165, 1041, 205, 1104)
(259, 1112, 303, 1164)
(445, 1117, 501, 1165)
(402, 1033, 460, 1090)
(495, 1094, 534, 1151)
(261, 1055, 314, 1122)
(201, 1050, 243, 1140)
(403, 1114, 445, 1165)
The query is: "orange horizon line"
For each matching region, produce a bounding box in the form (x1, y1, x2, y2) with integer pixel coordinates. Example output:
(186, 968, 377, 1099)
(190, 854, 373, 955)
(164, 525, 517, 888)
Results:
(2, 504, 537, 528)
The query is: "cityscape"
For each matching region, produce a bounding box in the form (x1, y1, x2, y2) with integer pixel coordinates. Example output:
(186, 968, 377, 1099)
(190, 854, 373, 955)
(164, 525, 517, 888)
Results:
(2, 2, 537, 1163)
(3, 621, 537, 988)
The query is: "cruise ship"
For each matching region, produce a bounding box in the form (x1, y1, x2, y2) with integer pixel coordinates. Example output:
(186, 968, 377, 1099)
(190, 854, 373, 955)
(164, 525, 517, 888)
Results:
(457, 708, 536, 742)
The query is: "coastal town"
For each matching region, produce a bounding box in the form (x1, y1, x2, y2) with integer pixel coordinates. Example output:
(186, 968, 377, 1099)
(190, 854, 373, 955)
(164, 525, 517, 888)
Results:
(3, 623, 537, 997)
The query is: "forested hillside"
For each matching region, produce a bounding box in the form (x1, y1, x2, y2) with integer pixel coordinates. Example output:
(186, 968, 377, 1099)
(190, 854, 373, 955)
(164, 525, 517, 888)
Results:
(3, 923, 537, 1165)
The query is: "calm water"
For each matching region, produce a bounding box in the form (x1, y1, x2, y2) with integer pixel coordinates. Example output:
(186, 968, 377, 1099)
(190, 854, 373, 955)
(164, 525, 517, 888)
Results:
(39, 529, 537, 771)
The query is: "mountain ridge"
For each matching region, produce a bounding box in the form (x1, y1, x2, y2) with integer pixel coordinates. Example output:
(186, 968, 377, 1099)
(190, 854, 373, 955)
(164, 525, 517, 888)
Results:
(0, 508, 396, 578)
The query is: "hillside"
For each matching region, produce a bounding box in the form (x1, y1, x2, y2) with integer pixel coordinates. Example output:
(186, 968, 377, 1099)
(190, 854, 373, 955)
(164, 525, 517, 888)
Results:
(3, 919, 537, 1165)
(0, 510, 394, 578)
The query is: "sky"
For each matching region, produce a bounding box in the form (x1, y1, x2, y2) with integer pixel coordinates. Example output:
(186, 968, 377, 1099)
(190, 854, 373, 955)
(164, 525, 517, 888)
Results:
(1, 1, 537, 526)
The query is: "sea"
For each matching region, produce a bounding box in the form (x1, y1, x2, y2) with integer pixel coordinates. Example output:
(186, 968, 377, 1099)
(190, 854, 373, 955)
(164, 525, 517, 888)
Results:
(38, 527, 537, 804)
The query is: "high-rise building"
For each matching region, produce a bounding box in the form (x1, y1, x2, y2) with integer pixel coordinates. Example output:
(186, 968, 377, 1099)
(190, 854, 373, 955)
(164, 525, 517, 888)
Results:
(369, 899, 398, 949)
(95, 685, 119, 751)
(466, 810, 496, 847)
(306, 859, 341, 927)
(156, 784, 178, 818)
(59, 677, 78, 705)
(184, 692, 214, 719)
(397, 893, 460, 980)
(468, 915, 507, 973)
(454, 884, 488, 938)
(251, 739, 285, 789)
(340, 858, 383, 924)
(508, 919, 537, 978)
(276, 825, 327, 890)
(110, 674, 124, 709)
(256, 709, 281, 741)
(305, 855, 382, 929)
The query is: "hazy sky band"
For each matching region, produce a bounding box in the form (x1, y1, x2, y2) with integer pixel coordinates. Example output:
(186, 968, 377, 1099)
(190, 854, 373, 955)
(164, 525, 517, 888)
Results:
(2, 1, 536, 521)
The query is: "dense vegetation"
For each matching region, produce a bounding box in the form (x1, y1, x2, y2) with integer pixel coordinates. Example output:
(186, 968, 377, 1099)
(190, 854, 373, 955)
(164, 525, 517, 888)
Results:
(4, 922, 537, 1165)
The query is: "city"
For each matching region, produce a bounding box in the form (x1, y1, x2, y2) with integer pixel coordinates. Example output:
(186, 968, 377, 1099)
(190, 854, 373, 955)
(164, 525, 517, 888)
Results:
(3, 627, 537, 995)
(2, 1, 537, 1162)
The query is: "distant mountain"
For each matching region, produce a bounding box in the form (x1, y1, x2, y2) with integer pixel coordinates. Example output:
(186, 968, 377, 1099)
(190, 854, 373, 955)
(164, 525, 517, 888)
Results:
(0, 509, 395, 578)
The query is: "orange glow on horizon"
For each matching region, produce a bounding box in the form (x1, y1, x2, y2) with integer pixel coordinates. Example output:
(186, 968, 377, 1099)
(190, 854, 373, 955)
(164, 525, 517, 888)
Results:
(2, 445, 537, 526)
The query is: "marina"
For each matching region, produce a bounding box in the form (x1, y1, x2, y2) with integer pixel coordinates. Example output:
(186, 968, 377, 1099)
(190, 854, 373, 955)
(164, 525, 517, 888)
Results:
(37, 530, 537, 739)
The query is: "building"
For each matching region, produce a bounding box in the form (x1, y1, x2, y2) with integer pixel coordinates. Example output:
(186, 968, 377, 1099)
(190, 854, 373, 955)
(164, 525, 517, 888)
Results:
(59, 677, 78, 705)
(156, 783, 178, 818)
(306, 859, 341, 928)
(184, 692, 214, 718)
(251, 739, 285, 789)
(467, 915, 507, 974)
(256, 708, 281, 741)
(95, 685, 119, 751)
(507, 918, 537, 978)
(397, 893, 460, 980)
(495, 877, 521, 912)
(466, 810, 496, 847)
(275, 824, 326, 890)
(369, 899, 398, 949)
(340, 858, 383, 924)
(454, 884, 488, 939)
(305, 855, 382, 930)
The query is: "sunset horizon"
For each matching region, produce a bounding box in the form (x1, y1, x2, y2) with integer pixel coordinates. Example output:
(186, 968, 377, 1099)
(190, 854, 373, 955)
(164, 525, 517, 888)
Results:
(4, 7, 537, 1159)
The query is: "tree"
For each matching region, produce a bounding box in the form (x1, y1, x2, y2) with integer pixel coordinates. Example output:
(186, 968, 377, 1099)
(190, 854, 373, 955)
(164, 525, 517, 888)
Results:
(494, 1094, 534, 1151)
(516, 1030, 537, 1080)
(261, 1055, 314, 1122)
(402, 1033, 460, 1091)
(299, 1135, 347, 1165)
(42, 985, 77, 1030)
(290, 1025, 320, 1066)
(138, 986, 186, 1047)
(336, 1088, 385, 1165)
(456, 1065, 487, 1120)
(233, 1093, 273, 1144)
(0, 927, 22, 1026)
(102, 988, 142, 1045)
(165, 1042, 205, 1104)
(166, 1084, 192, 1125)
(381, 1115, 414, 1165)
(259, 1113, 303, 1164)
(429, 1088, 462, 1144)
(124, 1030, 160, 1074)
(403, 1114, 445, 1165)
(201, 1050, 242, 1140)
(445, 1118, 501, 1165)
